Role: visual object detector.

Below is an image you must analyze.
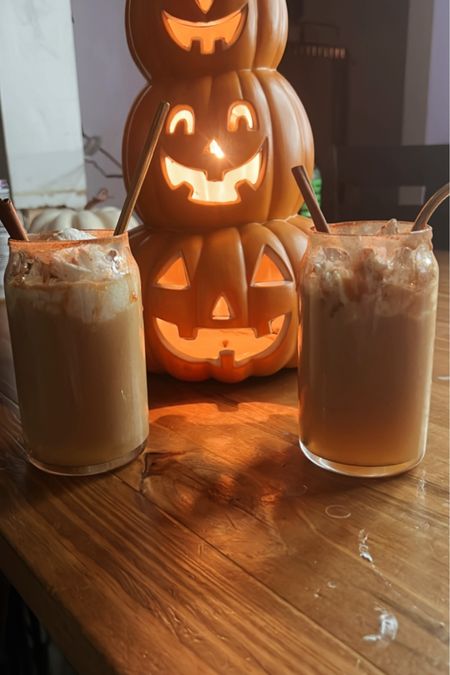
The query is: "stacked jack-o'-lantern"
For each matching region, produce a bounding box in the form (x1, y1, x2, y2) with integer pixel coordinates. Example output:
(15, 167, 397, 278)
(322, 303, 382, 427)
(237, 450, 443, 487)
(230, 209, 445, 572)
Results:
(124, 0, 314, 382)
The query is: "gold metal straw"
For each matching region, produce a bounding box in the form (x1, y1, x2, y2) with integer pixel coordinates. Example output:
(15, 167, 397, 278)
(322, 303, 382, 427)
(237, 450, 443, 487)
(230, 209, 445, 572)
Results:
(114, 101, 170, 236)
(292, 166, 330, 234)
(412, 182, 450, 232)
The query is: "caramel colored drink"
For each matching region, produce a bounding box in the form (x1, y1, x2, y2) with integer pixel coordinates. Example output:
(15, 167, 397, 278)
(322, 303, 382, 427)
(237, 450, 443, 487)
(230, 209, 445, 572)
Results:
(298, 222, 438, 477)
(4, 230, 149, 475)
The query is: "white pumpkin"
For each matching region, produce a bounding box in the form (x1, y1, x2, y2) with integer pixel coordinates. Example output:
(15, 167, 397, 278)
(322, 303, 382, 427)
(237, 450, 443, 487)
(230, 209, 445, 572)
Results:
(29, 207, 139, 234)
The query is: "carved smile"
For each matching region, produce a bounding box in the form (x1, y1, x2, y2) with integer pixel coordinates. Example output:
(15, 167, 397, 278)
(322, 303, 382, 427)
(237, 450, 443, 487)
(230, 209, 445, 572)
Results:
(162, 6, 248, 55)
(163, 145, 265, 205)
(154, 314, 290, 365)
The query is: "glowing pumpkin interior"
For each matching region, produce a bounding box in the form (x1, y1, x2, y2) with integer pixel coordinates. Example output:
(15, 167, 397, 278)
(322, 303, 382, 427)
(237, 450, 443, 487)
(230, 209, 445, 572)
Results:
(163, 101, 265, 205)
(154, 246, 292, 365)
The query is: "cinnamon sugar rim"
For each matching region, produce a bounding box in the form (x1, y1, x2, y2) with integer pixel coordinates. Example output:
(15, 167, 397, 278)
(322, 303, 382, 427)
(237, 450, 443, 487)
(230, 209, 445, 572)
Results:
(8, 230, 127, 252)
(310, 221, 433, 239)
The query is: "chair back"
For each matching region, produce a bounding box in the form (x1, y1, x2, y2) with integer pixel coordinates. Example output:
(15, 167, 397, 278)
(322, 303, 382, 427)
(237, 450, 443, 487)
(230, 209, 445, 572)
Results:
(333, 144, 449, 248)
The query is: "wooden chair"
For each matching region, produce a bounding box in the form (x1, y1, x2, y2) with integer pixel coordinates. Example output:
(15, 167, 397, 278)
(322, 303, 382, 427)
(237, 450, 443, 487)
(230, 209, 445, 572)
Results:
(332, 144, 449, 249)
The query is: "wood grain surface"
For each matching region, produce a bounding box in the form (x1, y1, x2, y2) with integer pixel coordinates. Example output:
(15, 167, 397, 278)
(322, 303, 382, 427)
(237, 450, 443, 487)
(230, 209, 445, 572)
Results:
(0, 253, 448, 675)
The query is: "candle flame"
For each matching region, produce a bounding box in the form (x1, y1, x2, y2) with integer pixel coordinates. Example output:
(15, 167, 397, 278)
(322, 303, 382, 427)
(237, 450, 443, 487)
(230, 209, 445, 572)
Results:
(195, 0, 214, 12)
(209, 139, 225, 159)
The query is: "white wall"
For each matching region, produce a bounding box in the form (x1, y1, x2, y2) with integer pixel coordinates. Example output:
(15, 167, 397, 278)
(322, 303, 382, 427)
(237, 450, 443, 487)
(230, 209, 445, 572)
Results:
(403, 0, 450, 145)
(0, 0, 86, 209)
(402, 0, 434, 145)
(426, 0, 450, 144)
(71, 0, 146, 208)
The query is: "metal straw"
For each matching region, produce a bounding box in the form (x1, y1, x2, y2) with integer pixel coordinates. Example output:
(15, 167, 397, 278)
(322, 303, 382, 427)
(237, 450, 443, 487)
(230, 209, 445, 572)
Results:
(412, 182, 450, 232)
(114, 101, 170, 236)
(292, 166, 330, 234)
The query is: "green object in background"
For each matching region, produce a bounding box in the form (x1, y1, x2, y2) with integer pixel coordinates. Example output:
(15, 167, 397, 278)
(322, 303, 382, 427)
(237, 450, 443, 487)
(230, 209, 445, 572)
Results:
(300, 166, 322, 218)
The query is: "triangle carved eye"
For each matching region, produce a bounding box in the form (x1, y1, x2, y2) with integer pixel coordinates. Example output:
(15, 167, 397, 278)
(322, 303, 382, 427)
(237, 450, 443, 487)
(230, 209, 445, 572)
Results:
(155, 253, 190, 289)
(212, 295, 233, 320)
(251, 247, 293, 286)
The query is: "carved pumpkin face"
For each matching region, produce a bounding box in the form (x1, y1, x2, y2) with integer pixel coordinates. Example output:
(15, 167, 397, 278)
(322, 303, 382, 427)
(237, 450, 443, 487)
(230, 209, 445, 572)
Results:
(123, 71, 314, 231)
(130, 219, 309, 382)
(162, 1, 247, 56)
(126, 0, 288, 79)
(163, 99, 266, 206)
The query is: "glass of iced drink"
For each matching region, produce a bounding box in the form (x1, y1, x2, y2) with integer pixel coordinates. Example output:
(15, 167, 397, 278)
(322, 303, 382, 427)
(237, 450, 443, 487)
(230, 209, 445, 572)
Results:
(4, 229, 149, 475)
(298, 220, 439, 477)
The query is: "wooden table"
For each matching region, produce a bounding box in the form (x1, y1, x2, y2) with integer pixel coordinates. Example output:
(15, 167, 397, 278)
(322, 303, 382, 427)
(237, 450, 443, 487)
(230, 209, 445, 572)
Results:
(0, 254, 448, 675)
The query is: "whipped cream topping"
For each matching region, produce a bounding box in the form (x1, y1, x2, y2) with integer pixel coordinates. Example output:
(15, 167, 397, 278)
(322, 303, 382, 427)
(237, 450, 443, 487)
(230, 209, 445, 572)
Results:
(12, 231, 128, 285)
(36, 228, 96, 242)
(306, 226, 438, 318)
(46, 244, 128, 283)
(6, 231, 139, 322)
(310, 243, 436, 294)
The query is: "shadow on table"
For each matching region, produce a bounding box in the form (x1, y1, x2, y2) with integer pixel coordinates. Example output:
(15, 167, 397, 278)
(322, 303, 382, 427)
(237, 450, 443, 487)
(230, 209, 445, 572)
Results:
(140, 400, 397, 547)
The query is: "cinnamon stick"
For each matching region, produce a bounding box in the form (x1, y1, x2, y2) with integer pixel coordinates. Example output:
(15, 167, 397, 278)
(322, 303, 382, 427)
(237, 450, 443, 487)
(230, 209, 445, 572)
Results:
(0, 199, 29, 241)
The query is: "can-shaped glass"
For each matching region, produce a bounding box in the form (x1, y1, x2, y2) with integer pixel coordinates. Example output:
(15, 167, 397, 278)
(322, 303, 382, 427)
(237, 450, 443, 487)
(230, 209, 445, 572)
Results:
(298, 221, 439, 477)
(4, 231, 149, 475)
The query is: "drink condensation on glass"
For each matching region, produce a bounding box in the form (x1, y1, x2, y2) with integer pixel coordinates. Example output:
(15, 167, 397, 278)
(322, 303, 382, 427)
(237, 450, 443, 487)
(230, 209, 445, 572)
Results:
(298, 221, 439, 477)
(4, 230, 149, 476)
